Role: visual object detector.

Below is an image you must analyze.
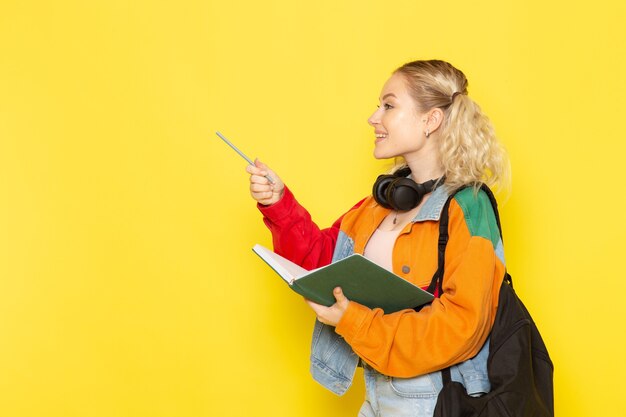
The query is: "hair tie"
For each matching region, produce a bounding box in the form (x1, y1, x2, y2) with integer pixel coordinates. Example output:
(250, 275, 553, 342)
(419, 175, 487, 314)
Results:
(451, 91, 462, 101)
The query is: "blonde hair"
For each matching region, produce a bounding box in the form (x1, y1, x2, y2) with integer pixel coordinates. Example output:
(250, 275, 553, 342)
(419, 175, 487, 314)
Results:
(393, 60, 510, 194)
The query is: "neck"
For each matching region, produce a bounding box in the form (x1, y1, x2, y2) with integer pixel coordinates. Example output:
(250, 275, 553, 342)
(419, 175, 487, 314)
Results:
(404, 154, 444, 184)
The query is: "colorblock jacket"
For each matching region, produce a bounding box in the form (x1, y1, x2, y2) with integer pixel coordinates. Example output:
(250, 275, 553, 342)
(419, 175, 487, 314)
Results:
(258, 184, 505, 395)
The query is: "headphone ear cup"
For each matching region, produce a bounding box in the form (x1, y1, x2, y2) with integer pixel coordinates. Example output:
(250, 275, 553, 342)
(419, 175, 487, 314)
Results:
(386, 177, 423, 211)
(373, 174, 396, 209)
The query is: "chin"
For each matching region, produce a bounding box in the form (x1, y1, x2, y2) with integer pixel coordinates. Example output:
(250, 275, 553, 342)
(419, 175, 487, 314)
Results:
(373, 148, 393, 160)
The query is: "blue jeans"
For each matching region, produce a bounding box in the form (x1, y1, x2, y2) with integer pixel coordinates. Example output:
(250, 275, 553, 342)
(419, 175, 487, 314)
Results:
(358, 363, 442, 417)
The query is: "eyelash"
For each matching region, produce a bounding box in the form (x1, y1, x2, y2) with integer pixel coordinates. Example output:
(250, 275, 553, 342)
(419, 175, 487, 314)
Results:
(377, 103, 393, 110)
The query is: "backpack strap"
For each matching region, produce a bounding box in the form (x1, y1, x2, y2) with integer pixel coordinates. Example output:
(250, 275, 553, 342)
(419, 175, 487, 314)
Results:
(425, 193, 455, 296)
(426, 184, 511, 297)
(425, 184, 511, 385)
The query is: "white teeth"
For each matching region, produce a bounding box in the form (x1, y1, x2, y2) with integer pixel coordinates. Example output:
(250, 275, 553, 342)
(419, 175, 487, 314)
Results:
(376, 133, 387, 138)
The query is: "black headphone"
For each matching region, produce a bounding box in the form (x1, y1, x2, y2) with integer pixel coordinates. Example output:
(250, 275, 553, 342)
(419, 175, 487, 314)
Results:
(373, 167, 443, 211)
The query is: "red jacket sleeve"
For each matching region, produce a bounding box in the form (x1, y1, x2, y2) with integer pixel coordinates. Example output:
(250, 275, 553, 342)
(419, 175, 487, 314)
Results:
(257, 186, 365, 270)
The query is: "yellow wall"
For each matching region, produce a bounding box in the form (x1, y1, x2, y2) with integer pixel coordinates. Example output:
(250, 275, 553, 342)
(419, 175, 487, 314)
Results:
(1, 1, 625, 416)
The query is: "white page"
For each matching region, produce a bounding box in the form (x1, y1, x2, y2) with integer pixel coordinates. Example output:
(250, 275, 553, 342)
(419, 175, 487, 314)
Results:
(252, 244, 308, 284)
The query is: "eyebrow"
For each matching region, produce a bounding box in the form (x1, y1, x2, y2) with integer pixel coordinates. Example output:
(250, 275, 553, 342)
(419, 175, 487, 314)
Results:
(380, 93, 397, 101)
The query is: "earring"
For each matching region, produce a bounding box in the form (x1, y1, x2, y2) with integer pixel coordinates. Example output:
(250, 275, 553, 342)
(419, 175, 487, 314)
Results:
(425, 129, 430, 138)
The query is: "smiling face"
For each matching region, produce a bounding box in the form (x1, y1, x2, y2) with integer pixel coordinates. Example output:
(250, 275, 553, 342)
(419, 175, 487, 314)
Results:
(367, 73, 431, 161)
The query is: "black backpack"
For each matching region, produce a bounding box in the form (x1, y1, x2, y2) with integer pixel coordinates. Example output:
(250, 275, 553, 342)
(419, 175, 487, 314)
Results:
(428, 184, 554, 417)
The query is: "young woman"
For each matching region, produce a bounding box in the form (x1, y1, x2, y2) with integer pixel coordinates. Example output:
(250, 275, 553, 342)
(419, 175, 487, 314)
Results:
(247, 59, 510, 417)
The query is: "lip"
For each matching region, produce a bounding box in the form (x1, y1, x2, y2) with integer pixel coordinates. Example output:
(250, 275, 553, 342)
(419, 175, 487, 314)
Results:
(374, 131, 388, 144)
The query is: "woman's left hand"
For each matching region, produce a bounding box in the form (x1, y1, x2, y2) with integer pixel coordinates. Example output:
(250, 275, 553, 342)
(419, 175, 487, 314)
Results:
(305, 287, 350, 327)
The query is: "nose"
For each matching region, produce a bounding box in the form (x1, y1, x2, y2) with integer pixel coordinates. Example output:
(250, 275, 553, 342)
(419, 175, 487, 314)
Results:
(368, 107, 381, 127)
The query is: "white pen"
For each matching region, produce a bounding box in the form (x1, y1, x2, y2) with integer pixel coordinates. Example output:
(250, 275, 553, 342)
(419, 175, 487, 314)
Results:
(215, 131, 275, 184)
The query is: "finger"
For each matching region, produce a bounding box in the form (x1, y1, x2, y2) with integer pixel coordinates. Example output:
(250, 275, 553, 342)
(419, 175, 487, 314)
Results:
(250, 183, 272, 193)
(304, 298, 327, 316)
(249, 174, 271, 185)
(304, 297, 320, 310)
(251, 189, 272, 198)
(246, 165, 268, 177)
(251, 192, 274, 202)
(333, 287, 346, 301)
(253, 159, 283, 186)
(254, 158, 269, 170)
(256, 160, 280, 181)
(333, 287, 349, 308)
(250, 188, 273, 198)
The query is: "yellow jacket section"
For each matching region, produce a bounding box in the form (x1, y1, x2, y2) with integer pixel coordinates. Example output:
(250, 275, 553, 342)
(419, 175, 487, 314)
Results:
(334, 196, 505, 378)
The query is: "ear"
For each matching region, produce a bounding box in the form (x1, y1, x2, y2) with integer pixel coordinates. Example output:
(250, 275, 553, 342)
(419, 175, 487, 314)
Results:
(426, 108, 444, 134)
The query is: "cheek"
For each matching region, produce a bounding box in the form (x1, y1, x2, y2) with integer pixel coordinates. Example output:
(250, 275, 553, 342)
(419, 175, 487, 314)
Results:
(393, 114, 416, 135)
(389, 110, 412, 127)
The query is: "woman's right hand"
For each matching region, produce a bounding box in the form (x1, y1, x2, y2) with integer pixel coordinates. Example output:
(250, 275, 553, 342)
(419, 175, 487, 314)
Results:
(246, 159, 285, 206)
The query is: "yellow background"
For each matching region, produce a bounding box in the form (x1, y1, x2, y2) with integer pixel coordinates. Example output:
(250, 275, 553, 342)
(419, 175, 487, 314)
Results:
(1, 1, 625, 416)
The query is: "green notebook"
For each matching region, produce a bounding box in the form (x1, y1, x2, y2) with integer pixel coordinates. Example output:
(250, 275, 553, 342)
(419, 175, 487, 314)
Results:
(252, 244, 434, 314)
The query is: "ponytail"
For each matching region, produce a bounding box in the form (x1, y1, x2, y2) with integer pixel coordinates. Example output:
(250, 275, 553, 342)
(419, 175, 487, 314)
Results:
(440, 93, 510, 193)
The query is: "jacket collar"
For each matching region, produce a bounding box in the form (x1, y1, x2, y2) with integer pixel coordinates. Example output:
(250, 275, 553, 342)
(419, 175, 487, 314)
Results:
(412, 184, 451, 222)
